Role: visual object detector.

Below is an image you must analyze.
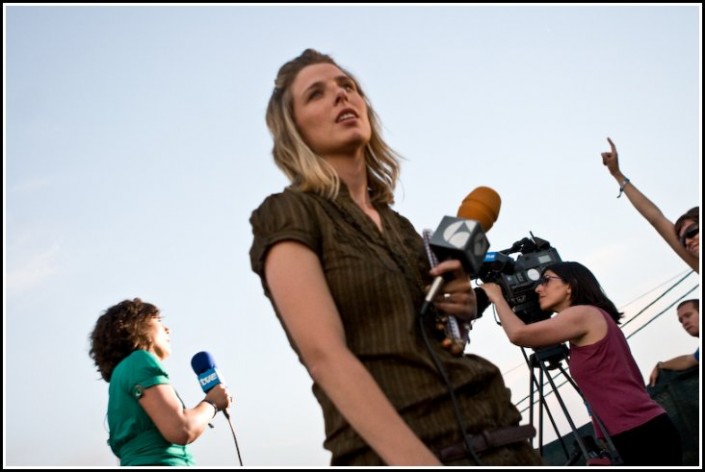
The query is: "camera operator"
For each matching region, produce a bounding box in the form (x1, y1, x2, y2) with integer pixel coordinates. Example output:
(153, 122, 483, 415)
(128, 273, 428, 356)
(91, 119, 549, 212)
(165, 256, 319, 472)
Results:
(480, 261, 682, 466)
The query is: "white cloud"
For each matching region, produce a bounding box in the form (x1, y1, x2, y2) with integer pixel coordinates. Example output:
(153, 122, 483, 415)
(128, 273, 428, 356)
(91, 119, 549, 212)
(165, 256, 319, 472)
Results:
(5, 244, 61, 296)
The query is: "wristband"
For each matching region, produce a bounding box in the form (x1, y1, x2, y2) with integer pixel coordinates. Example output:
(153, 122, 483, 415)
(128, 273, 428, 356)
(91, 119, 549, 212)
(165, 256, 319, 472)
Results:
(203, 399, 218, 418)
(617, 177, 630, 198)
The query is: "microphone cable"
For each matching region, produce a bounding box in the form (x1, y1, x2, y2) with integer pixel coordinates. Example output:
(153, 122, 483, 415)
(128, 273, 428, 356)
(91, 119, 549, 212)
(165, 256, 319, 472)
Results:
(210, 406, 243, 466)
(418, 307, 482, 466)
(222, 410, 244, 466)
(420, 229, 481, 465)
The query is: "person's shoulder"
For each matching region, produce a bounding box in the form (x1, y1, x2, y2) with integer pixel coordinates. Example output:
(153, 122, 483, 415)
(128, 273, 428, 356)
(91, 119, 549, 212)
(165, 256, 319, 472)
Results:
(252, 188, 315, 217)
(254, 187, 300, 206)
(562, 304, 604, 320)
(123, 350, 161, 368)
(112, 350, 162, 379)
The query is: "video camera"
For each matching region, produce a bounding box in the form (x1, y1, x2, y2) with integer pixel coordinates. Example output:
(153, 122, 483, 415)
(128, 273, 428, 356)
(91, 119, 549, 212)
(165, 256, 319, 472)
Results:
(476, 233, 562, 324)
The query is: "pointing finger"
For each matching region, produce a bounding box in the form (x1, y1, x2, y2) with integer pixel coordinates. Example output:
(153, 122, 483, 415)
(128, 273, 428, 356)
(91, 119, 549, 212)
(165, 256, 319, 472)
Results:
(607, 136, 616, 153)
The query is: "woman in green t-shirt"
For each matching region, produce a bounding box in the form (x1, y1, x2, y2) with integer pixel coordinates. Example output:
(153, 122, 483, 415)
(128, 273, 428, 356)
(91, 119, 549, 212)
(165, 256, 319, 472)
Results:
(89, 298, 232, 466)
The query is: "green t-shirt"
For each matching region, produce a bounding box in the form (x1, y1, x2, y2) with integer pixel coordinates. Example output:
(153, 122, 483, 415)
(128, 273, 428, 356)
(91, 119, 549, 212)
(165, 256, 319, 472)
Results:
(107, 350, 194, 466)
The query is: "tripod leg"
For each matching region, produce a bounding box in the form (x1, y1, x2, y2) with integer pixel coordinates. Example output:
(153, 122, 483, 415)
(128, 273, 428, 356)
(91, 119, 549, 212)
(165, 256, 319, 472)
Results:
(526, 349, 570, 460)
(528, 360, 536, 448)
(534, 362, 571, 459)
(543, 364, 592, 464)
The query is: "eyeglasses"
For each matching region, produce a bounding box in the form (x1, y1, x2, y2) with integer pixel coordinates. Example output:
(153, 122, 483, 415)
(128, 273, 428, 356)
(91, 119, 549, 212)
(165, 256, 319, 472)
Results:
(680, 223, 699, 247)
(539, 275, 562, 286)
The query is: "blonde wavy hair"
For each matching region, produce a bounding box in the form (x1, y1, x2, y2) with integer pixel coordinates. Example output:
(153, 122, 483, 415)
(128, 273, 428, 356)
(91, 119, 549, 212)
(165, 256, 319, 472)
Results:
(266, 48, 401, 204)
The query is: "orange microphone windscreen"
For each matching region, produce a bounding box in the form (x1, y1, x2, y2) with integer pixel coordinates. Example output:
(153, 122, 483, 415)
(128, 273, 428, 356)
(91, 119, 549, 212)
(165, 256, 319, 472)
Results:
(456, 186, 501, 233)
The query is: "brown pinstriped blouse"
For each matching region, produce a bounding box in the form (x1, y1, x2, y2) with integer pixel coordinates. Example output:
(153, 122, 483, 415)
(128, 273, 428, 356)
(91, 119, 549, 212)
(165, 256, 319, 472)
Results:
(250, 185, 538, 465)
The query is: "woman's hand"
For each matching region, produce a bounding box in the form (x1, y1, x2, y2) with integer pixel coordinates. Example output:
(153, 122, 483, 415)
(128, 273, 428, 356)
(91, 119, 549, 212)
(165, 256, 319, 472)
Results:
(205, 384, 233, 412)
(478, 282, 504, 305)
(601, 136, 623, 178)
(429, 259, 477, 321)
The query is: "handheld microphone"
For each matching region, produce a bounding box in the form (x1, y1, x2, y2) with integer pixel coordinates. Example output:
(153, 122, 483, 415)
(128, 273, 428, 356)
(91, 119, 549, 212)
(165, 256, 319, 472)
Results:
(423, 229, 467, 355)
(421, 186, 501, 316)
(191, 351, 230, 419)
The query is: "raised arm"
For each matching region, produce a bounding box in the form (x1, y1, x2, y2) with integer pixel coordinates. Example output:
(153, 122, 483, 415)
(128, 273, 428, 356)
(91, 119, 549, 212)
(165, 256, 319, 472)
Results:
(264, 240, 441, 466)
(601, 137, 698, 272)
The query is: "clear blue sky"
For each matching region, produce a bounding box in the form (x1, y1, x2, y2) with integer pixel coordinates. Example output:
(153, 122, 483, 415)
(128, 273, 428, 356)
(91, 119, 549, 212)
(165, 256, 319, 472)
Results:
(4, 4, 701, 467)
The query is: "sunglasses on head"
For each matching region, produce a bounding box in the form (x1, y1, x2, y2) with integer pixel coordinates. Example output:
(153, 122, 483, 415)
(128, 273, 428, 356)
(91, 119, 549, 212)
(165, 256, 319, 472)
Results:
(680, 223, 699, 247)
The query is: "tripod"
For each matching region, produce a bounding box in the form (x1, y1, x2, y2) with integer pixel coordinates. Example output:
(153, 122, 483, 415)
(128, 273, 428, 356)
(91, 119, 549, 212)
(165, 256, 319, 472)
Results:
(522, 344, 620, 466)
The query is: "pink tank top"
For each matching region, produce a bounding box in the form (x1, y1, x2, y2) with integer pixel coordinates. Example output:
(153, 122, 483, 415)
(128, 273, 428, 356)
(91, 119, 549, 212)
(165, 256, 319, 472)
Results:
(569, 307, 665, 436)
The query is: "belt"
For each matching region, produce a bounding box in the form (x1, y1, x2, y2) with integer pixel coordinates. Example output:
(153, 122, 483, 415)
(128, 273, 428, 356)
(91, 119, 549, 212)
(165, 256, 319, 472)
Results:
(437, 424, 536, 462)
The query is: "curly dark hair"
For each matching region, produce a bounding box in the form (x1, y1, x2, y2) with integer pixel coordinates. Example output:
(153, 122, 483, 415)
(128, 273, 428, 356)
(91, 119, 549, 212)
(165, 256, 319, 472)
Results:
(89, 298, 160, 382)
(674, 206, 699, 237)
(542, 261, 624, 324)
